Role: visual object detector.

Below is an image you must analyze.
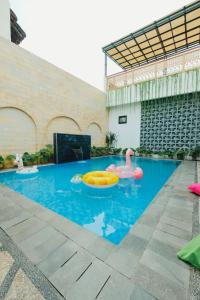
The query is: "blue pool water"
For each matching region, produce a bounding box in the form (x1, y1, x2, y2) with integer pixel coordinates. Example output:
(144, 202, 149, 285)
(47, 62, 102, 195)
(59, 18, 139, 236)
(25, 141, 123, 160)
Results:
(0, 157, 180, 244)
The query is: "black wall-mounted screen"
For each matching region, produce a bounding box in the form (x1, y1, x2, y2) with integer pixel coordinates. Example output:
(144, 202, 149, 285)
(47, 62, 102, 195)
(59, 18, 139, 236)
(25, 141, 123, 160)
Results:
(54, 133, 91, 163)
(118, 115, 127, 124)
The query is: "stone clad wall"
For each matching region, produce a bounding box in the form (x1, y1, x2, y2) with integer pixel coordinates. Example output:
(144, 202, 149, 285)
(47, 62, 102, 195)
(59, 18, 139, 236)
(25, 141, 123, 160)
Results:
(0, 37, 107, 155)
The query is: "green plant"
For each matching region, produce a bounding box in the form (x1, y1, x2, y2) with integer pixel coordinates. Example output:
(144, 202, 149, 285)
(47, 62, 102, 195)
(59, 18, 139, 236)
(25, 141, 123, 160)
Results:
(22, 152, 38, 166)
(90, 146, 121, 157)
(191, 146, 200, 161)
(152, 150, 160, 155)
(122, 148, 135, 155)
(122, 148, 128, 155)
(4, 154, 16, 168)
(145, 149, 153, 156)
(176, 149, 186, 160)
(5, 154, 16, 161)
(135, 146, 146, 156)
(112, 148, 122, 155)
(38, 145, 54, 164)
(106, 132, 117, 148)
(165, 150, 174, 159)
(0, 155, 4, 169)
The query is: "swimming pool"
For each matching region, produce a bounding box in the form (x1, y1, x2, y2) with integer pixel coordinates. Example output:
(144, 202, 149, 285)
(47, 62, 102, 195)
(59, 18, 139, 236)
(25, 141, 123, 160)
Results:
(0, 156, 180, 244)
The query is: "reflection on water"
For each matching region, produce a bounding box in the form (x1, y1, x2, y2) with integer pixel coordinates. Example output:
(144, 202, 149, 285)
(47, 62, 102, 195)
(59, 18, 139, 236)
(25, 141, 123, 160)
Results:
(84, 212, 115, 237)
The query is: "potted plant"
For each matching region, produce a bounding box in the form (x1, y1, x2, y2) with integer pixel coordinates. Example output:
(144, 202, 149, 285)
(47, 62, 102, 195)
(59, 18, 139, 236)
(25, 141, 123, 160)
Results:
(135, 146, 145, 157)
(176, 149, 186, 160)
(152, 150, 160, 159)
(158, 150, 167, 159)
(165, 150, 175, 159)
(4, 154, 16, 168)
(112, 148, 122, 155)
(145, 149, 153, 157)
(22, 152, 36, 166)
(38, 145, 54, 164)
(122, 148, 128, 155)
(106, 132, 117, 148)
(0, 155, 4, 170)
(122, 147, 134, 156)
(191, 146, 200, 161)
(184, 149, 192, 161)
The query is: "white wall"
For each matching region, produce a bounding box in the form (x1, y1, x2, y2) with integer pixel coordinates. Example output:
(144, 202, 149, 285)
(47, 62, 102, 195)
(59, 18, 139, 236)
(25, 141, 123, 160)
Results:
(108, 102, 141, 149)
(0, 0, 10, 40)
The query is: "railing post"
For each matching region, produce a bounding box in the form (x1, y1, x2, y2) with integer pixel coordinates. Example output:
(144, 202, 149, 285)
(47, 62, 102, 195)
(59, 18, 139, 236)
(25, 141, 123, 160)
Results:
(104, 54, 108, 92)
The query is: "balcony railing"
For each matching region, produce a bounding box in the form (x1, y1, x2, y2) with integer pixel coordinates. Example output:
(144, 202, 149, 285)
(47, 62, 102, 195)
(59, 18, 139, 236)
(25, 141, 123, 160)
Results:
(106, 47, 200, 91)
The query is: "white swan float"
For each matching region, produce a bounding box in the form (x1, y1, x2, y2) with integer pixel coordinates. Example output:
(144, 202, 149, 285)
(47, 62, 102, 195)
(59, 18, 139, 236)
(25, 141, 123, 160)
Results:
(15, 154, 39, 174)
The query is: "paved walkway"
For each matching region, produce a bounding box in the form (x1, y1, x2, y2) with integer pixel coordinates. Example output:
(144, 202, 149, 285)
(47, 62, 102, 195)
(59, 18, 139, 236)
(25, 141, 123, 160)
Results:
(0, 229, 63, 300)
(0, 161, 199, 300)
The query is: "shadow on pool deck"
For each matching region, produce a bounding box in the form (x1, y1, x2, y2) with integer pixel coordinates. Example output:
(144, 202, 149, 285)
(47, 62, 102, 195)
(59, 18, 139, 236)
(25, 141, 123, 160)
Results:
(0, 160, 199, 300)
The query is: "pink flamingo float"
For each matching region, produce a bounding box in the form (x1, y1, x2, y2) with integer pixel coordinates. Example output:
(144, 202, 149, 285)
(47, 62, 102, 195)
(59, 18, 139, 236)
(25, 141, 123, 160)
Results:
(106, 149, 143, 180)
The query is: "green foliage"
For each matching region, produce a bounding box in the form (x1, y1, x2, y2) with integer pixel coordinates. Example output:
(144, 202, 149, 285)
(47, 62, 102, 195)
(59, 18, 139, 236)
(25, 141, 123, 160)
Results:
(135, 146, 146, 155)
(21, 145, 53, 166)
(176, 149, 187, 160)
(0, 155, 4, 169)
(5, 154, 16, 161)
(164, 150, 175, 159)
(0, 145, 54, 170)
(38, 145, 54, 164)
(91, 146, 121, 157)
(4, 154, 16, 168)
(112, 148, 122, 155)
(145, 149, 153, 155)
(122, 148, 128, 155)
(105, 132, 117, 148)
(191, 146, 200, 160)
(22, 152, 39, 166)
(122, 148, 135, 155)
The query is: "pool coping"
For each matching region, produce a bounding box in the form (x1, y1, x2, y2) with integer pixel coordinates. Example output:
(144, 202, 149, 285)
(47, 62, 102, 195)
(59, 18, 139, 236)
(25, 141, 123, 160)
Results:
(0, 160, 198, 299)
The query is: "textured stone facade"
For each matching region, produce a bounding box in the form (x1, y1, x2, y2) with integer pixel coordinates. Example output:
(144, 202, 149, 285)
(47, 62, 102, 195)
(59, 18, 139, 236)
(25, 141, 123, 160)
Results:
(0, 37, 107, 155)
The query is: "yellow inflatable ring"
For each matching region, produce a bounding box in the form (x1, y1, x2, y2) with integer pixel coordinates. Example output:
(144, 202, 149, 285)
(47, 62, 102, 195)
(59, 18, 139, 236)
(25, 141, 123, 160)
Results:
(82, 171, 119, 188)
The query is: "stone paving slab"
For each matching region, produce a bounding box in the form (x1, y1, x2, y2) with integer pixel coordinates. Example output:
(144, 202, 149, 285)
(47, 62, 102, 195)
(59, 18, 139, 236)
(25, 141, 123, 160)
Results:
(97, 271, 134, 300)
(7, 217, 47, 243)
(130, 286, 157, 300)
(49, 249, 94, 298)
(159, 215, 193, 232)
(157, 221, 192, 241)
(105, 248, 139, 278)
(18, 226, 67, 264)
(147, 238, 190, 270)
(0, 211, 32, 230)
(140, 249, 190, 289)
(135, 264, 188, 300)
(66, 259, 112, 300)
(0, 160, 199, 299)
(38, 239, 79, 278)
(0, 229, 64, 300)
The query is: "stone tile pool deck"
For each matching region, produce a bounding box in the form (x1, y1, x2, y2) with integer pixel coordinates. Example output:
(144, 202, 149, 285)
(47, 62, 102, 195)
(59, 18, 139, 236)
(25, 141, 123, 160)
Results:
(0, 161, 199, 300)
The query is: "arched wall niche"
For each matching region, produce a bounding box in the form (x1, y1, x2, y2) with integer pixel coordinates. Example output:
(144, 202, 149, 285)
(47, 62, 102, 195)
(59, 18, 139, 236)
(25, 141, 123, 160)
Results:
(46, 116, 81, 144)
(0, 106, 37, 155)
(86, 122, 103, 146)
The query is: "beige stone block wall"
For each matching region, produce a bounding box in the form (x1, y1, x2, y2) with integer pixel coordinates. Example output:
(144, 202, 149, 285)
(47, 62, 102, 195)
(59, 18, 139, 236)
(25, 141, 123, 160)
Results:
(0, 37, 107, 155)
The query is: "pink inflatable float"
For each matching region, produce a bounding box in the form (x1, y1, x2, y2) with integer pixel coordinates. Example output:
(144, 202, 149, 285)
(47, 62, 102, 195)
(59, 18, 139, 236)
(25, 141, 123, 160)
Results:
(106, 149, 143, 180)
